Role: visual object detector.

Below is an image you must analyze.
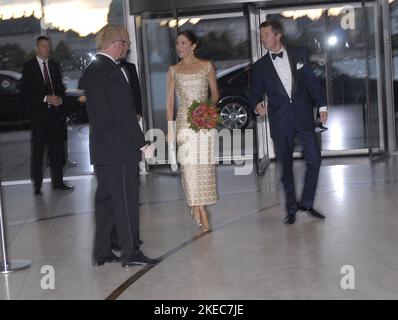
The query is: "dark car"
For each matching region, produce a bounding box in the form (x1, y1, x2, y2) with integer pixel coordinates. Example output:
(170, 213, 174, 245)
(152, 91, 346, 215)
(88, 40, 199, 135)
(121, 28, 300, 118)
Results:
(0, 70, 87, 130)
(215, 57, 371, 131)
(216, 62, 253, 130)
(0, 70, 25, 127)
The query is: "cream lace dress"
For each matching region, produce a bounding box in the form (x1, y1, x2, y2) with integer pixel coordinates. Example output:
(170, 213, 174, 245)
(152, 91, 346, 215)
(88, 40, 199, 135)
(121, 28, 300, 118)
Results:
(171, 61, 218, 206)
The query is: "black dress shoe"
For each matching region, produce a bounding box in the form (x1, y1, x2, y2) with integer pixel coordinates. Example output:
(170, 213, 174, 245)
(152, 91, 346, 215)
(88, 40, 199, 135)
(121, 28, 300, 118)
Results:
(66, 159, 78, 167)
(283, 214, 296, 225)
(122, 253, 160, 267)
(94, 253, 121, 266)
(34, 189, 42, 196)
(53, 183, 74, 191)
(299, 207, 325, 219)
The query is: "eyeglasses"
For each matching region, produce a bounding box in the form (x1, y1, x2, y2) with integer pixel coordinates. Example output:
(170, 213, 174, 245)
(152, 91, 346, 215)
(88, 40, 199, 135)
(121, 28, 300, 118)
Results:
(114, 39, 131, 46)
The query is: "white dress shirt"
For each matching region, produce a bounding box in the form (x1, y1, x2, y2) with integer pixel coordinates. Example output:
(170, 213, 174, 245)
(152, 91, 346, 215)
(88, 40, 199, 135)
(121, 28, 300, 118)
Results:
(36, 56, 54, 103)
(270, 47, 292, 98)
(269, 47, 327, 113)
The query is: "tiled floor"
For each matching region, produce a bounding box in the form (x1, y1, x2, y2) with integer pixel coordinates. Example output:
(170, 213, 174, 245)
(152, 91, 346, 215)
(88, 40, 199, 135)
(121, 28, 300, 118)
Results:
(1, 155, 398, 299)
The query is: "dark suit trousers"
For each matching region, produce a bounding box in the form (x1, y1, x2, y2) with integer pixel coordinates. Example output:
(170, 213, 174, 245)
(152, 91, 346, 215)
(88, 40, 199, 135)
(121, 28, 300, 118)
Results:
(273, 128, 321, 215)
(94, 162, 140, 263)
(31, 113, 66, 189)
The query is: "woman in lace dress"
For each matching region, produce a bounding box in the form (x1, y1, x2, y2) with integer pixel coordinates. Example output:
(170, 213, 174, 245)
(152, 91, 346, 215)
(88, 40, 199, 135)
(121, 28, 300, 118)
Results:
(166, 30, 219, 233)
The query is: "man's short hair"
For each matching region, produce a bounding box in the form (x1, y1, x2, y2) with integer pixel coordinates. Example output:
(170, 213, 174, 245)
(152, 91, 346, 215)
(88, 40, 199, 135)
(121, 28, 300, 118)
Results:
(259, 20, 284, 43)
(96, 25, 125, 50)
(36, 36, 50, 45)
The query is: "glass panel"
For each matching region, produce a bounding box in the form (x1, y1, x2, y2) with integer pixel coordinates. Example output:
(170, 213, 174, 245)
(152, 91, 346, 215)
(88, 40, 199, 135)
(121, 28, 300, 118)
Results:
(0, 0, 126, 181)
(142, 13, 250, 163)
(390, 0, 398, 148)
(141, 15, 175, 137)
(264, 3, 381, 152)
(0, 1, 43, 182)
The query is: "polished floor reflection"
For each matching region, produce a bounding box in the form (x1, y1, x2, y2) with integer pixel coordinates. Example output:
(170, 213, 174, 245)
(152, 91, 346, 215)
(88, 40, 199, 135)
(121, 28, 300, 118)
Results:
(1, 154, 398, 299)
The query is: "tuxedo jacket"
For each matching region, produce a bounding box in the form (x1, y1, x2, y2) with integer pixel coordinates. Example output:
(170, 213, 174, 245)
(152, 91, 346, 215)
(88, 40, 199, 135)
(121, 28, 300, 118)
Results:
(119, 59, 142, 116)
(250, 47, 326, 139)
(21, 57, 66, 125)
(81, 54, 146, 165)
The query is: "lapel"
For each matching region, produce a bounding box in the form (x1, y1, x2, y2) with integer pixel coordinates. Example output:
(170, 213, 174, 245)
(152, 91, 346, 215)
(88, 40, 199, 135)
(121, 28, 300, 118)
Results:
(47, 60, 55, 82)
(96, 55, 134, 105)
(286, 48, 298, 97)
(33, 58, 47, 89)
(120, 63, 132, 85)
(263, 52, 289, 98)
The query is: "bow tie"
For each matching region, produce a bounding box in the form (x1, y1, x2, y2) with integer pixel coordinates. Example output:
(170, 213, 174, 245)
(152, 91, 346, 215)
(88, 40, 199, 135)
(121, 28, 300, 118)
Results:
(271, 51, 283, 60)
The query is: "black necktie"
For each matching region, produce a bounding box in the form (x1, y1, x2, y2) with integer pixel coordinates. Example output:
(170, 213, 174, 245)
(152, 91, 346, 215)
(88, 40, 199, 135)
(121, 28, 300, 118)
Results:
(271, 52, 283, 60)
(42, 61, 54, 95)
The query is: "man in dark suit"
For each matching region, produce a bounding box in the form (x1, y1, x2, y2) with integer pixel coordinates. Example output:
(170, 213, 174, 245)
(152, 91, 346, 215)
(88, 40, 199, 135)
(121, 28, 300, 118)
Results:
(22, 36, 74, 195)
(110, 34, 145, 252)
(81, 25, 158, 267)
(251, 20, 328, 225)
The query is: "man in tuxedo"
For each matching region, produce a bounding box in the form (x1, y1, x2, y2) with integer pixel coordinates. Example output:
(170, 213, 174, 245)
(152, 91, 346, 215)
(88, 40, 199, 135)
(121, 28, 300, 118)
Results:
(21, 36, 74, 195)
(110, 30, 145, 252)
(251, 20, 328, 225)
(81, 25, 158, 267)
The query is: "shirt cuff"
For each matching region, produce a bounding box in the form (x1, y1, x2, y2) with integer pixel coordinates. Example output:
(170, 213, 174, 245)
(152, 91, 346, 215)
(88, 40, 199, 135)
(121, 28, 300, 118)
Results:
(319, 106, 327, 113)
(140, 144, 148, 151)
(43, 96, 48, 103)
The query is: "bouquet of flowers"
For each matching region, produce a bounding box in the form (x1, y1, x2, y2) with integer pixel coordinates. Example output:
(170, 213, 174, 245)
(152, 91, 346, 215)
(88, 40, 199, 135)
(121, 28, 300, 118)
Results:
(187, 100, 220, 132)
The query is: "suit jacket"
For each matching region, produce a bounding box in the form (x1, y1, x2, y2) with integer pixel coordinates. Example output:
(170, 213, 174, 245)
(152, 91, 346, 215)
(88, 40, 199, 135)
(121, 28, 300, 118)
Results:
(119, 59, 142, 116)
(21, 57, 66, 125)
(250, 47, 326, 139)
(81, 54, 146, 165)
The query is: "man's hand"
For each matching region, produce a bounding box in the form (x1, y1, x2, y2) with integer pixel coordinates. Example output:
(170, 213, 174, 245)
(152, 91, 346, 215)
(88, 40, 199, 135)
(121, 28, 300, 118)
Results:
(319, 111, 328, 125)
(47, 95, 62, 106)
(78, 95, 87, 103)
(255, 101, 267, 116)
(142, 143, 156, 159)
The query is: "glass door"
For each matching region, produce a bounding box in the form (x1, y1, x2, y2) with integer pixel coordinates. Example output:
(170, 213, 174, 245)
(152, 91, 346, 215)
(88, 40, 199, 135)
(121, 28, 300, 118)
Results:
(259, 1, 386, 158)
(247, 4, 271, 175)
(137, 12, 177, 164)
(138, 11, 252, 166)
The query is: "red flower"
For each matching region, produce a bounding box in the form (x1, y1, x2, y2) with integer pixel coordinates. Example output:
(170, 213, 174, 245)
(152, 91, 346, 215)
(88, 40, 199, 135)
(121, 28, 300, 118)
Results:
(187, 100, 220, 132)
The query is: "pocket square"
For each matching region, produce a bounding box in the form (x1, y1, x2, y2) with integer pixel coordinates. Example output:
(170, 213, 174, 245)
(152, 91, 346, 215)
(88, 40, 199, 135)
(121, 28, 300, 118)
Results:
(296, 62, 304, 70)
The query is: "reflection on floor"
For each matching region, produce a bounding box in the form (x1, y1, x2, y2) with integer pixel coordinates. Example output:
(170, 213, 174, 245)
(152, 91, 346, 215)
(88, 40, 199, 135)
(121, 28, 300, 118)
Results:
(1, 155, 398, 299)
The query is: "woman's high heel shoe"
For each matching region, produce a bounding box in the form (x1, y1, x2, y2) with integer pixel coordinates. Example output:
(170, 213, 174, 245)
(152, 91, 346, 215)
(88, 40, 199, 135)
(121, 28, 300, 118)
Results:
(201, 223, 211, 234)
(190, 208, 202, 228)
